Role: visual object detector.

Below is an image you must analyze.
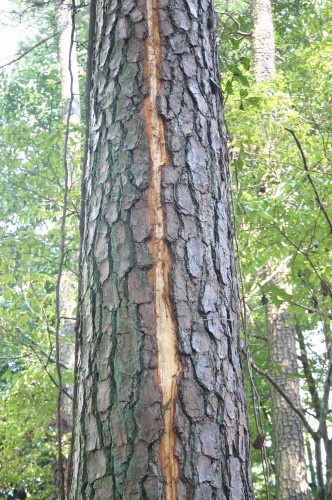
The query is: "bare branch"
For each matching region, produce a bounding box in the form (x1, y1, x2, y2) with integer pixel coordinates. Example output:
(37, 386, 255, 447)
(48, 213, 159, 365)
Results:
(252, 362, 316, 438)
(216, 10, 252, 37)
(293, 301, 332, 319)
(274, 223, 331, 295)
(296, 325, 321, 420)
(0, 35, 54, 70)
(285, 128, 332, 234)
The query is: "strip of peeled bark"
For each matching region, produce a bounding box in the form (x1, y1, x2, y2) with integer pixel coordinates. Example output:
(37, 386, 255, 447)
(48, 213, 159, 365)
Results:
(268, 299, 309, 499)
(70, 0, 253, 498)
(251, 0, 275, 82)
(143, 0, 180, 496)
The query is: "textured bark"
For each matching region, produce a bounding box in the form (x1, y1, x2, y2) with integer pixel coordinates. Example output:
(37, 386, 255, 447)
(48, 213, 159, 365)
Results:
(70, 1, 253, 498)
(268, 302, 309, 499)
(251, 0, 275, 82)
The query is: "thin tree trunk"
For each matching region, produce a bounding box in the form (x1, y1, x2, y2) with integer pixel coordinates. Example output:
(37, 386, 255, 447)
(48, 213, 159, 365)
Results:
(268, 300, 309, 499)
(70, 0, 253, 498)
(322, 319, 332, 498)
(251, 0, 276, 82)
(297, 322, 332, 499)
(56, 0, 80, 126)
(54, 1, 81, 497)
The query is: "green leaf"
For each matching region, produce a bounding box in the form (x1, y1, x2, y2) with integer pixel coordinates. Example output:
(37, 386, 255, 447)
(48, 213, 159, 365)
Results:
(239, 56, 251, 70)
(246, 96, 262, 106)
(225, 80, 234, 94)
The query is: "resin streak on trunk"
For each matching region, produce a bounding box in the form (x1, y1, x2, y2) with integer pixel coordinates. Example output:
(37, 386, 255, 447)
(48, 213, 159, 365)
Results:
(143, 0, 180, 497)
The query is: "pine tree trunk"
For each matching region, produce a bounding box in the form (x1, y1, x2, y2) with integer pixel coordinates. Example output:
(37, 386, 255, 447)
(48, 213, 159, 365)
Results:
(70, 1, 253, 498)
(251, 0, 275, 82)
(268, 302, 309, 499)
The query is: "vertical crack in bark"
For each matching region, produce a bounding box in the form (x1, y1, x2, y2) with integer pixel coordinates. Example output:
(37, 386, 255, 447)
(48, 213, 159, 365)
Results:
(143, 1, 180, 498)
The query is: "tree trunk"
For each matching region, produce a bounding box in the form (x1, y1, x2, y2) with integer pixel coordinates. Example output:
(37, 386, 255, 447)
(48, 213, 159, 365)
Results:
(322, 319, 332, 498)
(54, 1, 81, 497)
(56, 0, 80, 125)
(297, 323, 331, 499)
(70, 1, 253, 498)
(268, 301, 309, 499)
(251, 0, 275, 82)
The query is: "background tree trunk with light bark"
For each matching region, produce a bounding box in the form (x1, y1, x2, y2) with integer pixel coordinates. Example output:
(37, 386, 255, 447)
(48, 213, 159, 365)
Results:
(251, 0, 275, 82)
(70, 1, 253, 498)
(56, 0, 80, 126)
(268, 300, 309, 499)
(54, 1, 81, 497)
(251, 9, 307, 491)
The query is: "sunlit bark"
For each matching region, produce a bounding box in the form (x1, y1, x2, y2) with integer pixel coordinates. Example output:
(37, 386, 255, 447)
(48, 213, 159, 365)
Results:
(251, 0, 275, 82)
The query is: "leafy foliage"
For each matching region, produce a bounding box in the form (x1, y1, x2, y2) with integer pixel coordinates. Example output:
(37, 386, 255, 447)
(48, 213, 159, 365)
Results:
(0, 2, 84, 494)
(216, 0, 332, 496)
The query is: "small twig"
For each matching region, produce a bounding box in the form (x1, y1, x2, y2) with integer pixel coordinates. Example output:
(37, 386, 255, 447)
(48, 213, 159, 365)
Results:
(216, 10, 252, 37)
(30, 282, 53, 354)
(276, 53, 285, 63)
(252, 362, 316, 438)
(285, 128, 332, 234)
(0, 326, 73, 397)
(1, 178, 62, 209)
(296, 325, 321, 420)
(0, 354, 31, 361)
(42, 363, 74, 400)
(274, 223, 331, 294)
(293, 301, 332, 319)
(0, 35, 54, 70)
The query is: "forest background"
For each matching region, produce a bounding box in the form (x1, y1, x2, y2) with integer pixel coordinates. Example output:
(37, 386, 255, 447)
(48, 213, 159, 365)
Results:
(0, 0, 331, 498)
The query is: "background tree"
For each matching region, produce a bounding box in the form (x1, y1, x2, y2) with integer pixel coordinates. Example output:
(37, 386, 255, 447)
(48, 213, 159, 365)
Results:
(251, 3, 309, 497)
(267, 279, 309, 499)
(54, 0, 82, 496)
(251, 0, 275, 82)
(217, 0, 332, 497)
